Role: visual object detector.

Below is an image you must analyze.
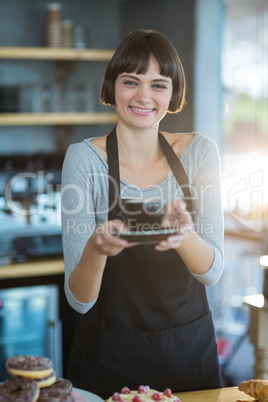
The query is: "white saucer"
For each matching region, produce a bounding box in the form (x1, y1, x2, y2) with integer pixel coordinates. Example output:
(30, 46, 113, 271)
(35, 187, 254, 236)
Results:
(73, 388, 104, 401)
(111, 227, 179, 244)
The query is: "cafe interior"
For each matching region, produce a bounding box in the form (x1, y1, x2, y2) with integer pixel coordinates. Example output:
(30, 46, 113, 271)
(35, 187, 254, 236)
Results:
(0, 0, 268, 399)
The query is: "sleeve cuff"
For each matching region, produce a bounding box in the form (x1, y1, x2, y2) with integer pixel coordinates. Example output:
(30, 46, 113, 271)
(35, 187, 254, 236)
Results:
(64, 280, 98, 314)
(191, 247, 223, 287)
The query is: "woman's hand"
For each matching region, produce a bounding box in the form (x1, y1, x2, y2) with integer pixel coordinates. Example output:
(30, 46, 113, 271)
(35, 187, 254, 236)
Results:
(155, 198, 193, 251)
(93, 219, 137, 256)
(69, 219, 137, 304)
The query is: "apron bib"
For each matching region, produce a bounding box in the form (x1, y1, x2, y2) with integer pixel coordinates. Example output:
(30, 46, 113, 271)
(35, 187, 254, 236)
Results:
(68, 128, 222, 398)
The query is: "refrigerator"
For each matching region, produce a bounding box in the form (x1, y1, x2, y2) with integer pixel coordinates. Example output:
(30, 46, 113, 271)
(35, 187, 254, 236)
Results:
(0, 284, 62, 381)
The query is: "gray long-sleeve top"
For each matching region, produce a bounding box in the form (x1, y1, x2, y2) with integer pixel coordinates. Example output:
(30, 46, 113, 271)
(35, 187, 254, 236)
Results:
(61, 132, 224, 314)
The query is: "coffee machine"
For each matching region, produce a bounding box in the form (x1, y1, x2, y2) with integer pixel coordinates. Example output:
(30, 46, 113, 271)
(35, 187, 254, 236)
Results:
(0, 153, 64, 264)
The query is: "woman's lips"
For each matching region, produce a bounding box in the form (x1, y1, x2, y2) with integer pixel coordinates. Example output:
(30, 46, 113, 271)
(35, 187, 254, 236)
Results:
(129, 106, 155, 115)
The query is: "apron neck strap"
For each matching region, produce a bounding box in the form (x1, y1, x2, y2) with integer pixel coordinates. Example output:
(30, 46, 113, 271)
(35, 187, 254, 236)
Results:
(107, 127, 192, 220)
(158, 132, 192, 212)
(106, 127, 120, 221)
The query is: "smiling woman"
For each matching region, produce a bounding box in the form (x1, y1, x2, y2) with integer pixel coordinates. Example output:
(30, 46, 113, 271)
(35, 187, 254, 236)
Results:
(114, 59, 173, 129)
(61, 28, 224, 398)
(100, 29, 186, 113)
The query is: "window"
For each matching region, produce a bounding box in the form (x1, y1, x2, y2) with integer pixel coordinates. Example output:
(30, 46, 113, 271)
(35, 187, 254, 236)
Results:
(222, 0, 268, 232)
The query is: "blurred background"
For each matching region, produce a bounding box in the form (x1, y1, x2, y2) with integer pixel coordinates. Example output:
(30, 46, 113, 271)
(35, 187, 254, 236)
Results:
(0, 0, 268, 386)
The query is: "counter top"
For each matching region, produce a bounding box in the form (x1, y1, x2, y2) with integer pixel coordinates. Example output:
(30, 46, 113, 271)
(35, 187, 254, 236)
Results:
(175, 386, 253, 401)
(0, 258, 64, 279)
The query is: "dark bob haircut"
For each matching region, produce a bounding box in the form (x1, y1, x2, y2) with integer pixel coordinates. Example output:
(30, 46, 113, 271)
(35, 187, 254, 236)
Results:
(100, 29, 186, 113)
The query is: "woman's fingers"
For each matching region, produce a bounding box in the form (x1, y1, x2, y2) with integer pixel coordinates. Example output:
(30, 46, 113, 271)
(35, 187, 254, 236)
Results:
(96, 199, 192, 255)
(157, 199, 192, 251)
(161, 198, 192, 231)
(155, 233, 188, 251)
(95, 220, 138, 255)
(164, 198, 187, 215)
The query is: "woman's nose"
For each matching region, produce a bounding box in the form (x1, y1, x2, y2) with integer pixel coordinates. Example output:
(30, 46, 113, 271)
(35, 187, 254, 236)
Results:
(136, 85, 151, 102)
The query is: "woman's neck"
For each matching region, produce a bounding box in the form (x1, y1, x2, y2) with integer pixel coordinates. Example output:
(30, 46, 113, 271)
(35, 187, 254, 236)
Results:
(116, 124, 163, 168)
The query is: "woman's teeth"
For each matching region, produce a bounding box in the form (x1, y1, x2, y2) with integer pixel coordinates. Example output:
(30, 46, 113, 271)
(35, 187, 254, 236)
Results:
(131, 107, 154, 113)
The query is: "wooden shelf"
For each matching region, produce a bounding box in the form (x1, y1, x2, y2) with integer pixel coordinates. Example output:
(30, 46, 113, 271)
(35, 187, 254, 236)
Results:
(0, 259, 64, 279)
(0, 112, 118, 126)
(0, 48, 116, 127)
(0, 47, 114, 61)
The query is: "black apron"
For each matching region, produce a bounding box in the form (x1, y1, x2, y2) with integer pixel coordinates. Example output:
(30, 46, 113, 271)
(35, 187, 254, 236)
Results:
(68, 128, 222, 398)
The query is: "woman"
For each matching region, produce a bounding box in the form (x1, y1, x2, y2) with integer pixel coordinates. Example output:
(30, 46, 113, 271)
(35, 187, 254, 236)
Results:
(61, 28, 224, 398)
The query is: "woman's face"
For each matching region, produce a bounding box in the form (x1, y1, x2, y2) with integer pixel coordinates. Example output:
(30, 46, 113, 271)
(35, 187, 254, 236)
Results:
(114, 57, 173, 129)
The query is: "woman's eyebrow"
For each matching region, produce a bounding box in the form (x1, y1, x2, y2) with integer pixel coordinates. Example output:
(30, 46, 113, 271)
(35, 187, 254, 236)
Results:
(119, 73, 171, 83)
(152, 78, 171, 84)
(119, 73, 140, 80)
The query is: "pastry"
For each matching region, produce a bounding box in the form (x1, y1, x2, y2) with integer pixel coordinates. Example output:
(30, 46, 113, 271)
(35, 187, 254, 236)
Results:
(107, 386, 181, 402)
(6, 355, 54, 379)
(38, 377, 74, 401)
(0, 376, 40, 401)
(33, 370, 57, 388)
(2, 354, 87, 401)
(238, 379, 268, 401)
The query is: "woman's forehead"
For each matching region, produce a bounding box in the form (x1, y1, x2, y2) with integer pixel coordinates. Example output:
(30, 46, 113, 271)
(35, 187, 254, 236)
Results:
(121, 56, 170, 77)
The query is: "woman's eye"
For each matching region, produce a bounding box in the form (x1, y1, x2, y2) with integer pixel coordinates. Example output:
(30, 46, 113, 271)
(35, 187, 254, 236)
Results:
(153, 84, 166, 89)
(123, 80, 137, 86)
